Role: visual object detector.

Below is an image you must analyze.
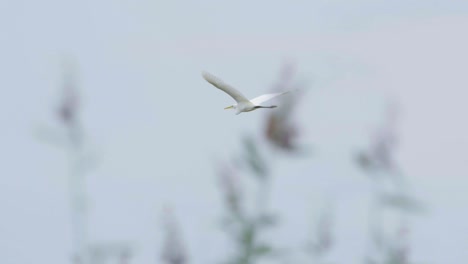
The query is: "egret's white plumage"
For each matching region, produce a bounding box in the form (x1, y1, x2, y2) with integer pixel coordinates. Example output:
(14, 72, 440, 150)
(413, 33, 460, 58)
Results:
(202, 71, 291, 115)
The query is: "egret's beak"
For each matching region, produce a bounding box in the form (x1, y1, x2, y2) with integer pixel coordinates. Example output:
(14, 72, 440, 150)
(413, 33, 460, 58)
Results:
(224, 105, 234, 110)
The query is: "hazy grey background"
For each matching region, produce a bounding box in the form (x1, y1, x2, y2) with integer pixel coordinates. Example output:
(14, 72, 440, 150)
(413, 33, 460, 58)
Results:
(1, 0, 467, 263)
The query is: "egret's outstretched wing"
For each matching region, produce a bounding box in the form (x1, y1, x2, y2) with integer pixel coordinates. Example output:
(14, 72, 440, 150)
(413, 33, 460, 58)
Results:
(250, 91, 289, 105)
(202, 71, 249, 103)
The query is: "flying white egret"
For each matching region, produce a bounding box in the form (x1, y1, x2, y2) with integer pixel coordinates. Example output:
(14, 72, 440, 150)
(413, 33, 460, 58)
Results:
(202, 71, 292, 115)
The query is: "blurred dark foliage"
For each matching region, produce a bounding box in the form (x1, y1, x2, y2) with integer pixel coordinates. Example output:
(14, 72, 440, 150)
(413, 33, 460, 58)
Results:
(264, 62, 306, 153)
(57, 64, 80, 126)
(161, 209, 188, 264)
(57, 60, 83, 147)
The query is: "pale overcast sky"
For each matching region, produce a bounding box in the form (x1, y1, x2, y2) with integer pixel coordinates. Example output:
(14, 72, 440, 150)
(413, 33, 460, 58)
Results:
(1, 1, 467, 264)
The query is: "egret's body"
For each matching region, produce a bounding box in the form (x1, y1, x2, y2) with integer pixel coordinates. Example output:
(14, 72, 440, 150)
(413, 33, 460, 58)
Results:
(202, 71, 290, 115)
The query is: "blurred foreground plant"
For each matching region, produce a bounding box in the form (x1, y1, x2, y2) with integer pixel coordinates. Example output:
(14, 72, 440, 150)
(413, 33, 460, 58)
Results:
(264, 62, 306, 153)
(38, 60, 133, 264)
(355, 101, 424, 264)
(38, 60, 92, 264)
(161, 208, 188, 264)
(217, 138, 278, 264)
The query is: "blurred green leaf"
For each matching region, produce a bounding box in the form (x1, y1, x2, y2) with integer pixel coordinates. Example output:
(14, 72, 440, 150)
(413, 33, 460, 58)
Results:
(252, 244, 272, 257)
(239, 224, 255, 246)
(379, 193, 426, 214)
